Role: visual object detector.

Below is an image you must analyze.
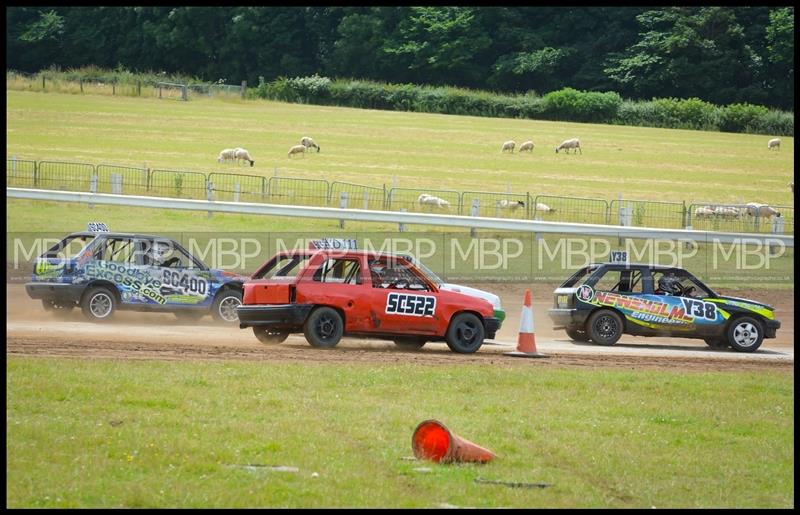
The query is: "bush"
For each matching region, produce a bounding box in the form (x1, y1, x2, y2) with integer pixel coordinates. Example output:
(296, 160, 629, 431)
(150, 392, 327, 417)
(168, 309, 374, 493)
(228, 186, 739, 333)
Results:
(541, 88, 621, 123)
(720, 103, 770, 133)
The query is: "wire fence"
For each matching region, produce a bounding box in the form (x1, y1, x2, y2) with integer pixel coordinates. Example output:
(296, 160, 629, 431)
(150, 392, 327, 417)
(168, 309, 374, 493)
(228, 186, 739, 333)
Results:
(5, 156, 794, 235)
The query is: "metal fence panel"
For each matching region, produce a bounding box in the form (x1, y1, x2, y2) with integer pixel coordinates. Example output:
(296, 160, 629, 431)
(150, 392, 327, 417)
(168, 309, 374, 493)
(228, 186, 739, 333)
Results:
(688, 203, 794, 234)
(461, 191, 530, 219)
(329, 182, 386, 210)
(149, 169, 208, 199)
(6, 159, 37, 188)
(610, 199, 686, 229)
(95, 164, 149, 195)
(387, 187, 462, 214)
(209, 172, 268, 203)
(533, 194, 609, 224)
(268, 177, 330, 207)
(37, 161, 95, 192)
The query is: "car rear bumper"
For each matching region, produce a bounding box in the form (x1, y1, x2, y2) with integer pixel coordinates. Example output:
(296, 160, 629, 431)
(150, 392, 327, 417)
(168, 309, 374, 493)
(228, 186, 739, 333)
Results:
(25, 282, 85, 303)
(237, 304, 314, 329)
(548, 308, 589, 329)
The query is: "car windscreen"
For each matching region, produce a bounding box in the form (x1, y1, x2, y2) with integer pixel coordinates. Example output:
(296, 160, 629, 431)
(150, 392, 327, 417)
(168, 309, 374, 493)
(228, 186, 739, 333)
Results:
(401, 255, 443, 286)
(41, 235, 94, 260)
(560, 265, 597, 287)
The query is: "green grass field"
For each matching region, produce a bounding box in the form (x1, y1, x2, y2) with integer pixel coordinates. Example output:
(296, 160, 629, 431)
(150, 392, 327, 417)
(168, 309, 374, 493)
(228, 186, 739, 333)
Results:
(6, 358, 793, 508)
(5, 89, 795, 508)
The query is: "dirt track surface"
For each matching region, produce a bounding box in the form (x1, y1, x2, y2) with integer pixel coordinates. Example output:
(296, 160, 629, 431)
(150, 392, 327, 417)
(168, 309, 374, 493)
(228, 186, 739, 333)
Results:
(6, 283, 794, 373)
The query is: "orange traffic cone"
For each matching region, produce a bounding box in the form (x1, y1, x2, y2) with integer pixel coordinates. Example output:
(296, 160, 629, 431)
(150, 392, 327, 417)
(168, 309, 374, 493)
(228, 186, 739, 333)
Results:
(412, 419, 496, 464)
(505, 288, 548, 358)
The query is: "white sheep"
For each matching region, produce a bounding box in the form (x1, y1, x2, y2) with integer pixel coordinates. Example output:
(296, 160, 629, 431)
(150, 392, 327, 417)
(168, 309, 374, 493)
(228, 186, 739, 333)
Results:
(768, 138, 781, 151)
(713, 206, 743, 219)
(418, 193, 450, 209)
(555, 138, 582, 154)
(288, 144, 307, 158)
(534, 202, 555, 213)
(217, 148, 237, 164)
(233, 147, 255, 167)
(300, 136, 320, 153)
(498, 199, 525, 210)
(518, 141, 534, 153)
(693, 206, 715, 220)
(501, 140, 515, 153)
(745, 203, 781, 218)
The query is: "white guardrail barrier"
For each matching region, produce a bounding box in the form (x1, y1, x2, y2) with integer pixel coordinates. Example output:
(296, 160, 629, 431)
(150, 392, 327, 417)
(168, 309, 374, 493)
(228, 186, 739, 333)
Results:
(7, 188, 794, 247)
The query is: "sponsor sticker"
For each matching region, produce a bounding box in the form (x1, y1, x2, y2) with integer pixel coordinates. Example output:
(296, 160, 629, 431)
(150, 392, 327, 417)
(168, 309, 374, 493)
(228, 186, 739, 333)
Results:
(385, 292, 436, 317)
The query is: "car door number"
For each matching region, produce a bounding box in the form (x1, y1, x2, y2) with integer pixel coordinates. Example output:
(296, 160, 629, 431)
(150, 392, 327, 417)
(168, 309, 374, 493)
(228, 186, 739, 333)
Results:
(681, 298, 716, 321)
(162, 270, 207, 295)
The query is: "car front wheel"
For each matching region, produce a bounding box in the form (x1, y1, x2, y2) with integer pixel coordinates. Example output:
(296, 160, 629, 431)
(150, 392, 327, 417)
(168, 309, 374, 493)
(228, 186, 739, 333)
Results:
(81, 286, 116, 322)
(303, 307, 343, 348)
(726, 317, 764, 353)
(587, 310, 623, 346)
(253, 326, 290, 344)
(445, 313, 485, 354)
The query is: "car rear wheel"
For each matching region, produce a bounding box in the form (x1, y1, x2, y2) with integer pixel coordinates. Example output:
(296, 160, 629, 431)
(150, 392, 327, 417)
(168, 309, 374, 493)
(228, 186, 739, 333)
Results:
(726, 316, 764, 353)
(81, 286, 116, 322)
(253, 327, 290, 344)
(393, 337, 427, 350)
(212, 289, 242, 323)
(587, 310, 623, 346)
(445, 313, 485, 354)
(304, 307, 343, 348)
(704, 337, 729, 349)
(566, 327, 590, 342)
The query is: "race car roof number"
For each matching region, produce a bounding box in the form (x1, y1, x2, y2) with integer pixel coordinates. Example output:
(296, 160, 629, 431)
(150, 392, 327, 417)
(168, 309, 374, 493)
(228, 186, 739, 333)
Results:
(610, 250, 628, 264)
(87, 222, 109, 232)
(309, 238, 358, 250)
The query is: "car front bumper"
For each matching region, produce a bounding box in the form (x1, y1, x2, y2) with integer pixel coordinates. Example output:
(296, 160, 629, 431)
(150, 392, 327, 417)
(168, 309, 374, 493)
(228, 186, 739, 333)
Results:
(765, 319, 781, 339)
(237, 303, 314, 329)
(484, 317, 501, 340)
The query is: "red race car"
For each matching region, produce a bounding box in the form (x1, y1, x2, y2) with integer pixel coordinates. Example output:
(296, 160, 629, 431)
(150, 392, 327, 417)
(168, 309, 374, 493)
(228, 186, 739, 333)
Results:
(237, 248, 500, 353)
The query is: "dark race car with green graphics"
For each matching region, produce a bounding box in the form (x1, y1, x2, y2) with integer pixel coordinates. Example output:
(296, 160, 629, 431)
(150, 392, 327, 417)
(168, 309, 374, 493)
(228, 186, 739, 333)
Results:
(26, 224, 246, 323)
(548, 262, 780, 352)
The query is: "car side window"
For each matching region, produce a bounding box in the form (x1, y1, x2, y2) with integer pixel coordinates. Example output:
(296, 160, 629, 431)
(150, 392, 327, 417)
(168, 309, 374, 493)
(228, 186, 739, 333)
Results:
(368, 258, 431, 291)
(313, 258, 362, 285)
(97, 237, 137, 264)
(158, 245, 196, 269)
(593, 270, 643, 294)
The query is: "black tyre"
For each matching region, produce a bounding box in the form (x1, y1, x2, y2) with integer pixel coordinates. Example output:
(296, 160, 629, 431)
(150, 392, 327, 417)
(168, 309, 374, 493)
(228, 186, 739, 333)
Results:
(212, 288, 242, 323)
(726, 316, 764, 353)
(174, 311, 206, 321)
(704, 337, 729, 349)
(393, 337, 427, 350)
(253, 326, 290, 344)
(587, 310, 623, 346)
(566, 327, 590, 342)
(42, 299, 75, 312)
(303, 307, 344, 348)
(80, 286, 116, 322)
(445, 312, 485, 354)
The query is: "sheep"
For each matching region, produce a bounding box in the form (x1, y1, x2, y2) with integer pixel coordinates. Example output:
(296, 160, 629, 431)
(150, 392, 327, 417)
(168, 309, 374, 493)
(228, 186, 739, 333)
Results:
(233, 147, 255, 167)
(745, 203, 781, 218)
(501, 140, 515, 153)
(300, 136, 320, 153)
(518, 141, 535, 153)
(712, 206, 743, 219)
(768, 138, 781, 151)
(693, 206, 716, 220)
(217, 148, 237, 164)
(288, 144, 307, 158)
(534, 202, 555, 213)
(418, 193, 450, 209)
(555, 138, 582, 154)
(498, 199, 525, 210)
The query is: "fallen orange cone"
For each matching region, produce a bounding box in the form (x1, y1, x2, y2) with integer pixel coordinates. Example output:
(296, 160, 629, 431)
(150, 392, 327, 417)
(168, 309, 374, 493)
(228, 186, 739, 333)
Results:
(412, 419, 496, 464)
(505, 288, 548, 358)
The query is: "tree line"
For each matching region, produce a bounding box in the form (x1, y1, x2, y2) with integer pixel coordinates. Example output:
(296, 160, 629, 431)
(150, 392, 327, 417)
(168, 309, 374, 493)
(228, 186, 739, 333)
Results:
(6, 6, 795, 110)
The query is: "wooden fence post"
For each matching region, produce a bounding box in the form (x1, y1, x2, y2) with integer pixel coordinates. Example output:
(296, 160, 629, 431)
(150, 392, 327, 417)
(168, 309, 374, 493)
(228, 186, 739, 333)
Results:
(137, 80, 141, 96)
(80, 79, 83, 93)
(241, 80, 247, 99)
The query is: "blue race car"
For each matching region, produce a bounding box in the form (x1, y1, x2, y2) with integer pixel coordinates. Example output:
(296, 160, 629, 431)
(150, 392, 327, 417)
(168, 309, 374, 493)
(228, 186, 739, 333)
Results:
(548, 262, 781, 352)
(25, 224, 246, 322)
